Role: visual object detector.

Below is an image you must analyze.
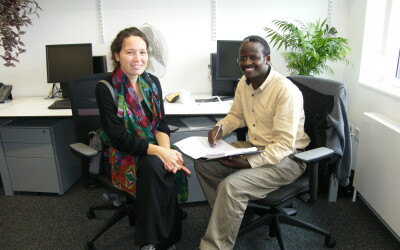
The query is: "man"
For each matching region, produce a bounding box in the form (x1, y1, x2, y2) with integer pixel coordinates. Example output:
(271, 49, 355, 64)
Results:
(194, 35, 310, 250)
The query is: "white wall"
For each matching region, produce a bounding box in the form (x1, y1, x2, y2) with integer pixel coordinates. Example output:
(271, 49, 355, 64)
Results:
(1, 0, 347, 97)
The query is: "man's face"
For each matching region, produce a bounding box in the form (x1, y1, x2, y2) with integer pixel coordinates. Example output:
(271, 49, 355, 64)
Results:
(238, 42, 270, 81)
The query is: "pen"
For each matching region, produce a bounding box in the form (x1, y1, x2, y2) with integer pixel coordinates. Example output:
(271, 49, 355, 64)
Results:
(210, 125, 222, 147)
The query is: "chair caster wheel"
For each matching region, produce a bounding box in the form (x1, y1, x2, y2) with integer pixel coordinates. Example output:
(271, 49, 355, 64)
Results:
(325, 236, 336, 248)
(181, 211, 188, 220)
(87, 210, 96, 219)
(86, 242, 95, 250)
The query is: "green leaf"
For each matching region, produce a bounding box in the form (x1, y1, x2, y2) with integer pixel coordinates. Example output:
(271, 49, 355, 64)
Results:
(264, 18, 352, 76)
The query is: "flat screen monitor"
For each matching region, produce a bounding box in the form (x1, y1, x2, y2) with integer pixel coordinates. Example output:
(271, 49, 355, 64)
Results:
(46, 43, 93, 98)
(216, 40, 243, 81)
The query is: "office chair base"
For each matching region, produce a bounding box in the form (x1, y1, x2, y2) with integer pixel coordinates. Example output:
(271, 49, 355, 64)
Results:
(238, 212, 336, 250)
(274, 213, 336, 249)
(86, 241, 95, 250)
(87, 201, 126, 219)
(86, 205, 134, 250)
(87, 210, 95, 219)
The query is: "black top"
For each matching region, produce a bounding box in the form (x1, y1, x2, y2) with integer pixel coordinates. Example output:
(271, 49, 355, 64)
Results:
(95, 73, 170, 156)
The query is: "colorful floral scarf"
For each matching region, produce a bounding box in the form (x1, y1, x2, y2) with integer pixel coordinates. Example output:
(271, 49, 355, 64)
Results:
(102, 68, 188, 202)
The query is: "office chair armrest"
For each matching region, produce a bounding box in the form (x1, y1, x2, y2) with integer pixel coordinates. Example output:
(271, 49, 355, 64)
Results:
(294, 147, 334, 202)
(70, 142, 99, 158)
(168, 124, 179, 133)
(294, 147, 334, 163)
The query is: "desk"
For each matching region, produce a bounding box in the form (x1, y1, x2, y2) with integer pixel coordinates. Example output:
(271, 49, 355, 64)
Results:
(0, 96, 233, 201)
(0, 97, 76, 196)
(0, 97, 72, 117)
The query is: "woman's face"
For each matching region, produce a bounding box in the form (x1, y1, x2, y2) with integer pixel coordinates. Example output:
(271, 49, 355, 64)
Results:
(114, 35, 148, 81)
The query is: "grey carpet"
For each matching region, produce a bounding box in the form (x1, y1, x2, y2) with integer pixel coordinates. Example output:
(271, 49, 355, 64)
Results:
(0, 179, 399, 250)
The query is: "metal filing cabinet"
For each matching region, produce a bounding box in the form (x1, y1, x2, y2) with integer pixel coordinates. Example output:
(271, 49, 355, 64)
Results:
(0, 118, 80, 195)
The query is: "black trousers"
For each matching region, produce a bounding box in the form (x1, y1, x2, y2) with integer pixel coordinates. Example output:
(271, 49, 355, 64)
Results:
(134, 155, 182, 249)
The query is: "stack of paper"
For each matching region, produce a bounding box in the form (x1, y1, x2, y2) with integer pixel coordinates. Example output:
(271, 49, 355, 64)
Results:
(174, 136, 259, 160)
(204, 147, 257, 159)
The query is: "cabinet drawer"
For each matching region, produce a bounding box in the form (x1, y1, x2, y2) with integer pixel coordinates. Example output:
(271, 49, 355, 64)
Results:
(3, 143, 54, 158)
(7, 157, 60, 193)
(170, 130, 209, 143)
(1, 127, 52, 143)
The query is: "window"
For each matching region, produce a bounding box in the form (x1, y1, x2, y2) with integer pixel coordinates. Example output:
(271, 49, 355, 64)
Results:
(397, 49, 400, 79)
(359, 0, 400, 96)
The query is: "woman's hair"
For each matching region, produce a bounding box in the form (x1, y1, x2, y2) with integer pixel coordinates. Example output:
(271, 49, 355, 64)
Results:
(110, 27, 149, 69)
(242, 35, 271, 57)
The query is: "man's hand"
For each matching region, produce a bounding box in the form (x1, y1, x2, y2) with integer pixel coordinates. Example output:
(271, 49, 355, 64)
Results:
(218, 156, 251, 169)
(208, 126, 223, 148)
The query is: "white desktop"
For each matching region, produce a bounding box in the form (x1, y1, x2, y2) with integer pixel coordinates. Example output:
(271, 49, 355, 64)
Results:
(164, 94, 233, 115)
(0, 94, 233, 117)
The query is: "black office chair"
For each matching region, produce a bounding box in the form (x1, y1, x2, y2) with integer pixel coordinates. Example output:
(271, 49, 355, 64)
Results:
(68, 73, 180, 250)
(67, 73, 132, 250)
(236, 75, 352, 249)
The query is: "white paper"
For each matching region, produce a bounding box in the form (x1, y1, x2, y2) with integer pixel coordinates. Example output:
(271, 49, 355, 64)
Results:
(174, 136, 258, 159)
(205, 147, 258, 159)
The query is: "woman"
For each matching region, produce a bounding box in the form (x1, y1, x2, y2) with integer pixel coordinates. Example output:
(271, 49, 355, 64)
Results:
(95, 27, 190, 250)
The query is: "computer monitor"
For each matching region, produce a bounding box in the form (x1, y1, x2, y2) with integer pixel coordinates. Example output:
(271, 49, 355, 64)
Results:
(216, 40, 242, 81)
(46, 43, 93, 98)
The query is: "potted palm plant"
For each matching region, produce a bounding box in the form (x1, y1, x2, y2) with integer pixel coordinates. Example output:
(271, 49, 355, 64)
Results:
(0, 0, 41, 67)
(264, 19, 351, 76)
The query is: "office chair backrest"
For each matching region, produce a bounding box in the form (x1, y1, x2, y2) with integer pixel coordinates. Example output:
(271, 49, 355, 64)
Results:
(287, 75, 344, 150)
(68, 72, 111, 144)
(68, 72, 119, 189)
(288, 75, 353, 190)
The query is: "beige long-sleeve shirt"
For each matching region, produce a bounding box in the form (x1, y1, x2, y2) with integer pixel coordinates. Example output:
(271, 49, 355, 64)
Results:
(216, 69, 310, 168)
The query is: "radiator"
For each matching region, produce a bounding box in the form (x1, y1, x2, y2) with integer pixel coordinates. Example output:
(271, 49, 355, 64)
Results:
(353, 112, 400, 239)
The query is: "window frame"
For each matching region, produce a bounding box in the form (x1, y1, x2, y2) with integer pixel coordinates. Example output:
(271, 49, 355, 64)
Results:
(359, 0, 400, 98)
(396, 49, 400, 79)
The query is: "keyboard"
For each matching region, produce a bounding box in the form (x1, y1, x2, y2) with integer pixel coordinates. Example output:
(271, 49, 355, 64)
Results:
(48, 99, 71, 109)
(195, 96, 234, 103)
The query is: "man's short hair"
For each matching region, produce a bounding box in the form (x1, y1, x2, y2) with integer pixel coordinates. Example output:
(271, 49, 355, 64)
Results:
(242, 35, 271, 57)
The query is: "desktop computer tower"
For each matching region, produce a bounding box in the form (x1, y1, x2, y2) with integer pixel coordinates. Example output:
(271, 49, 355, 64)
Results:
(93, 55, 108, 74)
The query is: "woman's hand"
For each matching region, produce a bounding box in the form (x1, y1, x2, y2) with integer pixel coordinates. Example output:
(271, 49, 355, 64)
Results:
(163, 149, 191, 175)
(148, 145, 191, 175)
